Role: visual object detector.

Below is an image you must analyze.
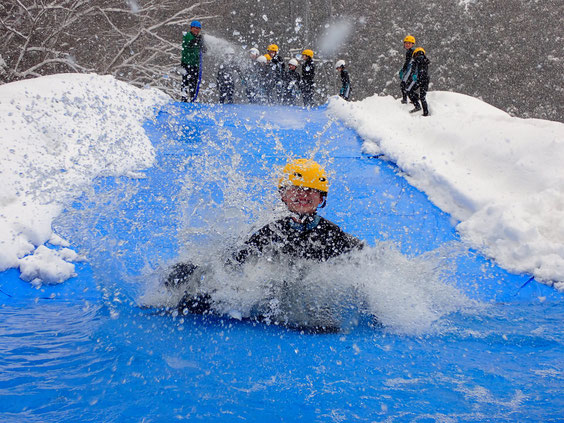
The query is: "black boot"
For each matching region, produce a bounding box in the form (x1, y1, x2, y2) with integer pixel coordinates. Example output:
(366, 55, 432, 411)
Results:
(422, 100, 429, 116)
(409, 106, 421, 113)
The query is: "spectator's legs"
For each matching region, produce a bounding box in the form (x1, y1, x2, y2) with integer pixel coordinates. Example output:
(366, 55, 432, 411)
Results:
(181, 65, 200, 102)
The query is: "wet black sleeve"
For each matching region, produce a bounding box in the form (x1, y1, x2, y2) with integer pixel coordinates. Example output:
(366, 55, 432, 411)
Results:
(230, 223, 278, 265)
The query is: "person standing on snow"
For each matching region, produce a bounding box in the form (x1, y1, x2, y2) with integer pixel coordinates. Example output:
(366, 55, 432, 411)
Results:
(266, 44, 285, 104)
(405, 47, 430, 116)
(244, 48, 262, 103)
(398, 35, 416, 104)
(301, 49, 316, 107)
(180, 20, 206, 102)
(284, 58, 302, 105)
(335, 60, 351, 101)
(217, 51, 238, 104)
(254, 54, 272, 104)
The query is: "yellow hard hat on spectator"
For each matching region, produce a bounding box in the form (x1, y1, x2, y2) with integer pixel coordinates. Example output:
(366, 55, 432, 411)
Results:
(412, 47, 426, 56)
(301, 49, 314, 58)
(403, 35, 416, 43)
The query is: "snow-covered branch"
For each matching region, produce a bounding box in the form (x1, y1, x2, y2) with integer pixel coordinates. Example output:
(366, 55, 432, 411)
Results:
(0, 0, 215, 90)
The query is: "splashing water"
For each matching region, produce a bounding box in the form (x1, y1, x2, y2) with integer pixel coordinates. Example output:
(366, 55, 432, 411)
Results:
(317, 20, 354, 58)
(131, 127, 475, 334)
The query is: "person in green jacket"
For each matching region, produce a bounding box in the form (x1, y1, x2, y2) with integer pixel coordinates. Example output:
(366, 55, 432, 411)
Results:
(181, 20, 206, 102)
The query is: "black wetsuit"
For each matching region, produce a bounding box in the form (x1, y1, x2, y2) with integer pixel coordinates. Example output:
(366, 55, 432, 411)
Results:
(217, 62, 238, 104)
(284, 69, 301, 105)
(406, 53, 430, 115)
(400, 47, 414, 102)
(301, 58, 316, 107)
(233, 215, 363, 263)
(167, 214, 364, 319)
(339, 68, 351, 101)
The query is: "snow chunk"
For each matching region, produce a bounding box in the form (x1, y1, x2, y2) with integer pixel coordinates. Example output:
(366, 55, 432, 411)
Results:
(0, 73, 170, 284)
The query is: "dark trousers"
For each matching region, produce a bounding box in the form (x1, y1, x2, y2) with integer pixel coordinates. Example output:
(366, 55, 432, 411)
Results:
(181, 64, 200, 102)
(218, 83, 234, 104)
(408, 82, 429, 114)
(302, 83, 314, 107)
(400, 81, 408, 101)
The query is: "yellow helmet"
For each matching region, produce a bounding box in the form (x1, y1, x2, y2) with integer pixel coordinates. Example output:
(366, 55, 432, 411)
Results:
(403, 35, 416, 43)
(263, 53, 272, 61)
(267, 44, 279, 52)
(278, 159, 329, 193)
(301, 49, 314, 58)
(412, 47, 426, 56)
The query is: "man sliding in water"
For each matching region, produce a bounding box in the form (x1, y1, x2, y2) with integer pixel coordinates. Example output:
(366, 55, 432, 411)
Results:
(165, 159, 364, 328)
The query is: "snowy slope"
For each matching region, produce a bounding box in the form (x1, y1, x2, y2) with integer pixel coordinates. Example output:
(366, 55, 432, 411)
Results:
(0, 74, 169, 284)
(328, 92, 564, 291)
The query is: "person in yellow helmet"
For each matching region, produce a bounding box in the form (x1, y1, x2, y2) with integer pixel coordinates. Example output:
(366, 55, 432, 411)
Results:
(399, 35, 416, 104)
(166, 159, 364, 316)
(405, 47, 430, 116)
(266, 43, 286, 103)
(231, 158, 363, 263)
(300, 49, 316, 107)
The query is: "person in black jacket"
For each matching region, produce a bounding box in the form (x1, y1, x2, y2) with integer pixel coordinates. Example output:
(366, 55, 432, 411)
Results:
(284, 58, 301, 105)
(217, 51, 238, 104)
(165, 159, 364, 323)
(406, 47, 430, 116)
(300, 49, 316, 107)
(335, 60, 351, 101)
(266, 44, 285, 104)
(399, 35, 416, 104)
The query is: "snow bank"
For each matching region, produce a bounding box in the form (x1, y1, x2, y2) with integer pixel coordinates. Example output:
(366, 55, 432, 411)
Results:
(0, 73, 170, 284)
(328, 92, 564, 291)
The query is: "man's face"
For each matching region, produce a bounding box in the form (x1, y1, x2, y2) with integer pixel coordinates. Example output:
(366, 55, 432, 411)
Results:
(191, 26, 201, 36)
(404, 41, 414, 49)
(281, 186, 324, 215)
(268, 50, 277, 57)
(289, 64, 297, 71)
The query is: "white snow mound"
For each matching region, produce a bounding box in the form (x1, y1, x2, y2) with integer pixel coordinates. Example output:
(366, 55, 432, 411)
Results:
(328, 92, 564, 291)
(0, 73, 170, 284)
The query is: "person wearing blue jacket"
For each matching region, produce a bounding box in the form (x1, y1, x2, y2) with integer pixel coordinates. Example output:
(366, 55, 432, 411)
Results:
(405, 47, 430, 116)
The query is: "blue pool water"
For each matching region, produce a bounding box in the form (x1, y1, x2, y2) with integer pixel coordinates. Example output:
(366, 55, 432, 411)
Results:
(1, 103, 562, 422)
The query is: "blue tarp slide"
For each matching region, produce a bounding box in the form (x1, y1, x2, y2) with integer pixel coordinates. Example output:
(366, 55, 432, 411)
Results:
(0, 103, 562, 422)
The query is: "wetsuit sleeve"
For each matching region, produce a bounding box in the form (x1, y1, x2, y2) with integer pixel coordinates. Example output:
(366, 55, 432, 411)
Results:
(230, 224, 277, 265)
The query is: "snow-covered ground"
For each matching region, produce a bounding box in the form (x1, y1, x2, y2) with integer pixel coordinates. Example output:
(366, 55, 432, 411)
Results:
(0, 74, 169, 284)
(328, 93, 564, 291)
(1, 74, 563, 292)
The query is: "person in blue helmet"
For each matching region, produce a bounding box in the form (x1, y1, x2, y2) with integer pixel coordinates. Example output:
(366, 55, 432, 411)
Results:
(180, 20, 207, 102)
